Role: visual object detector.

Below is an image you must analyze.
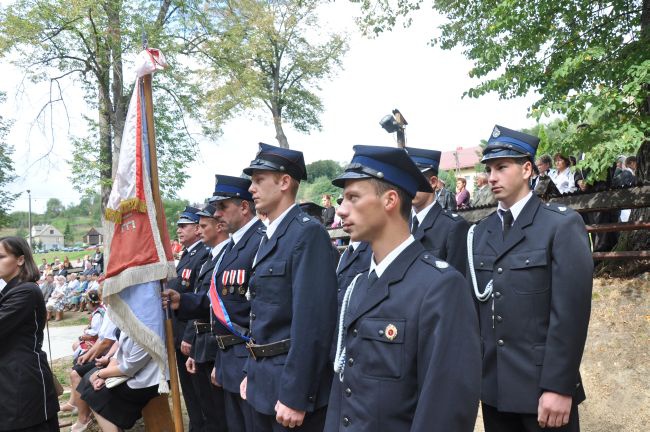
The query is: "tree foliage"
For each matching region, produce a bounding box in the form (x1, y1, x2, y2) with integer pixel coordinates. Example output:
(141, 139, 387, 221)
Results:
(306, 159, 344, 182)
(0, 93, 18, 228)
(0, 0, 203, 206)
(353, 0, 650, 181)
(197, 0, 349, 148)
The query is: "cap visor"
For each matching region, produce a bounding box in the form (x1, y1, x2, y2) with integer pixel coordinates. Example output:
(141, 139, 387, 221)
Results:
(208, 195, 231, 203)
(331, 171, 373, 188)
(177, 217, 197, 224)
(481, 150, 530, 163)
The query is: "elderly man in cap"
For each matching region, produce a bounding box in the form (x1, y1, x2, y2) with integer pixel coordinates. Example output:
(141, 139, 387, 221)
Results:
(241, 142, 338, 431)
(166, 174, 266, 431)
(168, 206, 211, 432)
(405, 146, 470, 275)
(325, 145, 480, 432)
(468, 125, 592, 431)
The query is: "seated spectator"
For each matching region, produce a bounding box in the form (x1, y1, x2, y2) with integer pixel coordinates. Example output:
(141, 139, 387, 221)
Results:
(63, 256, 73, 270)
(77, 332, 166, 431)
(41, 273, 56, 301)
(455, 178, 470, 209)
(69, 274, 88, 311)
(46, 275, 68, 321)
(82, 255, 93, 274)
(39, 258, 48, 272)
(72, 290, 105, 360)
(550, 153, 577, 194)
(65, 274, 81, 311)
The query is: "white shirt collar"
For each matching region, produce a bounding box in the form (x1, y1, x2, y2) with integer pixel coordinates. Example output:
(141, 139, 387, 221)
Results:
(369, 235, 415, 278)
(186, 239, 202, 253)
(412, 200, 437, 224)
(349, 241, 361, 251)
(265, 204, 297, 239)
(211, 238, 231, 259)
(0, 279, 6, 293)
(497, 191, 533, 223)
(232, 217, 258, 246)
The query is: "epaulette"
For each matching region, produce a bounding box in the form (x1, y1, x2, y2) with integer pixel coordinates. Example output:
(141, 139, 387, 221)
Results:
(541, 202, 570, 215)
(420, 253, 451, 272)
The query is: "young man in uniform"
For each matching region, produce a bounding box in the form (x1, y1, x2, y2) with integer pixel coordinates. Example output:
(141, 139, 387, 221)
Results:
(168, 206, 211, 432)
(468, 125, 592, 431)
(405, 147, 469, 275)
(325, 145, 481, 432)
(241, 142, 338, 431)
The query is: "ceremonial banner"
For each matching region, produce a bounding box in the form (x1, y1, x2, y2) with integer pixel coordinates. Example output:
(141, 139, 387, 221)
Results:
(103, 49, 176, 392)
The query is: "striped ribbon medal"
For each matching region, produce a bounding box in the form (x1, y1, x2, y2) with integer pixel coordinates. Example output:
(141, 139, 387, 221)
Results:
(208, 269, 250, 341)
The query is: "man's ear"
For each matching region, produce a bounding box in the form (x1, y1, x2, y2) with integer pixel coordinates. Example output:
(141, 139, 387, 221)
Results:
(383, 189, 399, 214)
(428, 174, 438, 189)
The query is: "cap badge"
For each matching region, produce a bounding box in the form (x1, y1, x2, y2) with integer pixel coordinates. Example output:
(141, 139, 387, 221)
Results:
(492, 126, 501, 138)
(376, 171, 384, 179)
(385, 324, 398, 341)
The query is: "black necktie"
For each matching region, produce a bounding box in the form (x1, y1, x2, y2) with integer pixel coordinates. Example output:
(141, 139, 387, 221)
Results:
(367, 270, 379, 286)
(180, 248, 187, 260)
(500, 209, 514, 238)
(411, 216, 419, 235)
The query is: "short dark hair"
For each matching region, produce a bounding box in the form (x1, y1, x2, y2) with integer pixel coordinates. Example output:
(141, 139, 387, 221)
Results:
(538, 154, 552, 166)
(0, 237, 40, 283)
(553, 153, 571, 167)
(368, 179, 412, 221)
(625, 156, 637, 167)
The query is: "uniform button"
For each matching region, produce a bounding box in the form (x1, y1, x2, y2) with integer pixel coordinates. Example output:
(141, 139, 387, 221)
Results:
(352, 329, 358, 337)
(250, 291, 256, 298)
(525, 259, 530, 265)
(268, 268, 273, 273)
(495, 291, 501, 298)
(497, 339, 505, 346)
(342, 417, 350, 427)
(308, 396, 314, 402)
(480, 262, 484, 267)
(338, 288, 341, 292)
(378, 329, 384, 336)
(250, 313, 256, 320)
(347, 357, 354, 367)
(496, 315, 503, 323)
(345, 388, 352, 397)
(497, 267, 503, 274)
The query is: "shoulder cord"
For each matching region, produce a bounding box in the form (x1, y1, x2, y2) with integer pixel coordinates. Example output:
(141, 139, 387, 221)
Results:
(467, 224, 493, 302)
(333, 273, 362, 382)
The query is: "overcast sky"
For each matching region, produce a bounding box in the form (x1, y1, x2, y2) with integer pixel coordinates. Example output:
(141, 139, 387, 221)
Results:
(2, 2, 539, 213)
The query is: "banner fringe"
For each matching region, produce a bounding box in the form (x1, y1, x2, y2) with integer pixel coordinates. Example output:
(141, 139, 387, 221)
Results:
(104, 198, 147, 223)
(103, 262, 175, 296)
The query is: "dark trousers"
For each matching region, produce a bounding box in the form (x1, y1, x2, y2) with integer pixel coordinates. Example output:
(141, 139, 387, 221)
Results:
(223, 389, 253, 432)
(251, 406, 327, 432)
(10, 416, 59, 432)
(177, 349, 205, 432)
(482, 403, 580, 432)
(191, 361, 228, 432)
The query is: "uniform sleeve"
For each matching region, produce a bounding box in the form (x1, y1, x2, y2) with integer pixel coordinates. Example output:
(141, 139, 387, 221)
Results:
(445, 219, 469, 276)
(410, 270, 481, 432)
(177, 290, 211, 321)
(278, 223, 338, 412)
(539, 212, 592, 395)
(0, 285, 42, 340)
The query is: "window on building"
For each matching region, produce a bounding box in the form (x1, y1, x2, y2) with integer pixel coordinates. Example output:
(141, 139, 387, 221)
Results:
(50, 230, 54, 234)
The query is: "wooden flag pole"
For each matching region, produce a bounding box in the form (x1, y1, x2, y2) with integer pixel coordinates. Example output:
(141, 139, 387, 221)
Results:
(142, 72, 185, 432)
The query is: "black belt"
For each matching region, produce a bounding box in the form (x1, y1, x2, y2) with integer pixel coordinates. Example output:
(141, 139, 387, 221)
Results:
(215, 334, 246, 350)
(246, 339, 291, 360)
(194, 321, 211, 334)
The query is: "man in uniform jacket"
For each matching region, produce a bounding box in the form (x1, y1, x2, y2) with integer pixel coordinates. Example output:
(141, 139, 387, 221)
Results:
(468, 125, 592, 431)
(184, 203, 230, 432)
(325, 145, 481, 432)
(241, 142, 338, 431)
(405, 146, 469, 275)
(167, 206, 211, 432)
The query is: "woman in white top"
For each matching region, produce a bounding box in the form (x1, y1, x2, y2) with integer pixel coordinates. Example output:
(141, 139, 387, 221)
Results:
(550, 153, 576, 194)
(78, 332, 164, 431)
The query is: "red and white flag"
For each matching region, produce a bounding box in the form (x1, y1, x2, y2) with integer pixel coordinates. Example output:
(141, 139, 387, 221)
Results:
(102, 49, 176, 392)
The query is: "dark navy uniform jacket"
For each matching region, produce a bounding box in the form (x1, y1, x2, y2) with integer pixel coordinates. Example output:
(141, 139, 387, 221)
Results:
(245, 205, 338, 416)
(168, 241, 210, 348)
(325, 241, 481, 432)
(188, 253, 219, 364)
(177, 220, 265, 392)
(413, 201, 469, 276)
(469, 194, 592, 413)
(335, 242, 372, 306)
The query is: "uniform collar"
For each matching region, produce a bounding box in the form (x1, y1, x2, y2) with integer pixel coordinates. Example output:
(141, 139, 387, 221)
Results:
(497, 191, 533, 222)
(412, 199, 437, 224)
(369, 235, 415, 279)
(349, 241, 361, 251)
(186, 240, 202, 253)
(266, 204, 297, 239)
(232, 217, 259, 246)
(211, 238, 231, 259)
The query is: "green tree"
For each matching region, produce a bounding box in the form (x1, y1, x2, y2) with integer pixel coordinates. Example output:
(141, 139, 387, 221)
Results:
(63, 222, 73, 245)
(0, 92, 18, 228)
(0, 0, 204, 207)
(163, 198, 188, 241)
(45, 198, 64, 218)
(306, 160, 344, 182)
(352, 0, 650, 182)
(198, 0, 348, 148)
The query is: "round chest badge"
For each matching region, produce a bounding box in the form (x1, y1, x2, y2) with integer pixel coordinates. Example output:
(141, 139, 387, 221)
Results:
(385, 324, 398, 341)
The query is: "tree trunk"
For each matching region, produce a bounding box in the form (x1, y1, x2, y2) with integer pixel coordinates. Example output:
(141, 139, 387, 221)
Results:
(271, 105, 289, 148)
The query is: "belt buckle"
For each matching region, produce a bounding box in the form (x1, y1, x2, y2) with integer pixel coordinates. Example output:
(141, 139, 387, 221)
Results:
(216, 335, 225, 350)
(246, 341, 257, 360)
(193, 321, 200, 333)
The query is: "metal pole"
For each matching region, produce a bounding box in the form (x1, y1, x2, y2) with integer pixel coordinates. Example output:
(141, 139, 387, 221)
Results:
(27, 189, 33, 248)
